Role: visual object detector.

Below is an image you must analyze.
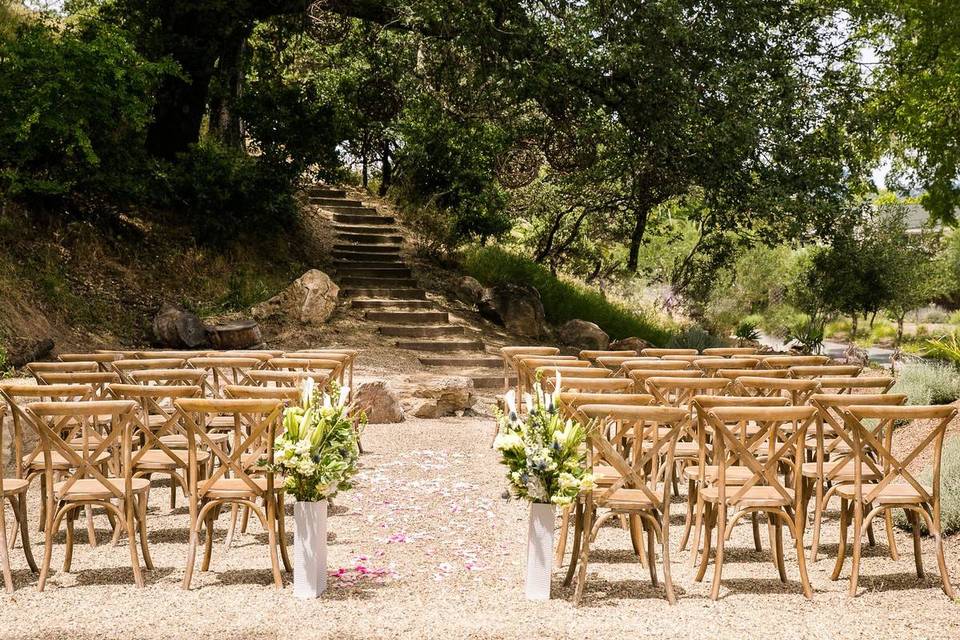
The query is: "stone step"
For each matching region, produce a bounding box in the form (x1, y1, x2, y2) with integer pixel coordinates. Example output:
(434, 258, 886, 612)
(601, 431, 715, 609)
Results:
(311, 197, 363, 207)
(341, 288, 427, 300)
(332, 243, 401, 254)
(324, 205, 380, 215)
(332, 251, 402, 263)
(378, 324, 465, 338)
(333, 223, 402, 235)
(351, 299, 434, 310)
(365, 310, 449, 324)
(471, 374, 516, 390)
(395, 339, 486, 352)
(333, 212, 396, 225)
(419, 355, 502, 368)
(308, 187, 346, 198)
(333, 259, 406, 269)
(335, 266, 412, 278)
(339, 276, 417, 288)
(336, 232, 403, 245)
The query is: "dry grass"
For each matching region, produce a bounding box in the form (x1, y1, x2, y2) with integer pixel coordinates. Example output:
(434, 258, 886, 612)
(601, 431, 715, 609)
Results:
(1, 415, 958, 640)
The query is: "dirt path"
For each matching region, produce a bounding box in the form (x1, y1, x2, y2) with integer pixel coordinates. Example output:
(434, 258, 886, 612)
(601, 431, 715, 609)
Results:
(3, 413, 959, 639)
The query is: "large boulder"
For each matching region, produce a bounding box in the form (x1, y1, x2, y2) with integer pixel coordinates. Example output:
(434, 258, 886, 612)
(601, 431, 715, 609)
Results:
(252, 269, 339, 326)
(455, 276, 486, 306)
(353, 381, 404, 424)
(478, 284, 547, 338)
(153, 303, 209, 348)
(559, 319, 609, 351)
(609, 336, 651, 355)
(391, 374, 474, 419)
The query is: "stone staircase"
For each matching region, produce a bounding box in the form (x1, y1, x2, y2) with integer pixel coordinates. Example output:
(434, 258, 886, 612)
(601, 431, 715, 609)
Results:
(310, 186, 513, 390)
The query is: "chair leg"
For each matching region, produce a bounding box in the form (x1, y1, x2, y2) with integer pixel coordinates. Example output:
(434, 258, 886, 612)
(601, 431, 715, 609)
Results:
(660, 516, 677, 605)
(265, 496, 283, 589)
(710, 503, 727, 600)
(84, 504, 97, 548)
(908, 509, 924, 578)
(240, 505, 250, 534)
(646, 521, 658, 587)
(884, 508, 899, 561)
(170, 479, 177, 510)
(182, 505, 200, 590)
(810, 481, 825, 563)
(15, 495, 37, 573)
(38, 480, 47, 533)
(125, 499, 144, 588)
(276, 492, 292, 573)
(136, 494, 154, 571)
(679, 479, 695, 551)
(554, 506, 570, 568)
(37, 501, 56, 592)
(695, 503, 714, 582)
(849, 500, 863, 596)
(7, 495, 19, 551)
(573, 503, 593, 605)
(751, 512, 762, 552)
(689, 489, 705, 568)
(63, 508, 75, 572)
(628, 514, 647, 567)
(563, 502, 583, 587)
(917, 508, 957, 598)
(0, 499, 13, 593)
(773, 517, 787, 583)
(831, 498, 849, 581)
(224, 504, 239, 548)
(790, 512, 814, 599)
(201, 510, 215, 572)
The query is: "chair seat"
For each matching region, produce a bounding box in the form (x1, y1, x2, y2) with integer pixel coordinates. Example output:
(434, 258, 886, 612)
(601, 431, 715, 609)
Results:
(673, 441, 703, 458)
(208, 415, 239, 430)
(835, 482, 931, 504)
(683, 465, 754, 485)
(1, 478, 29, 494)
(593, 464, 620, 485)
(25, 450, 111, 470)
(595, 487, 656, 510)
(53, 477, 151, 500)
(800, 460, 880, 482)
(701, 485, 794, 507)
(204, 477, 279, 499)
(133, 449, 210, 469)
(159, 433, 229, 448)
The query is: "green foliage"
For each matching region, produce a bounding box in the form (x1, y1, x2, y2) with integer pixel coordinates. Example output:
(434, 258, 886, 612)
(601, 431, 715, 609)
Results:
(759, 304, 808, 340)
(785, 317, 825, 355)
(463, 246, 671, 344)
(734, 320, 761, 344)
(893, 436, 960, 535)
(926, 333, 960, 366)
(892, 362, 960, 406)
(0, 14, 172, 203)
(155, 141, 298, 246)
(668, 326, 724, 351)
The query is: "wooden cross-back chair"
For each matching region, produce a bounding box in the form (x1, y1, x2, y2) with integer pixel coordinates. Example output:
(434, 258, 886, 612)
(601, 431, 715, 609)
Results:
(816, 376, 895, 395)
(108, 384, 206, 510)
(27, 400, 152, 590)
(175, 398, 289, 589)
(716, 368, 790, 382)
(682, 395, 792, 562)
(223, 384, 300, 403)
(833, 404, 957, 598)
(694, 357, 759, 377)
(135, 350, 210, 360)
(579, 349, 636, 363)
(513, 355, 582, 396)
(187, 356, 261, 398)
(733, 376, 820, 406)
(289, 348, 359, 389)
(662, 354, 722, 363)
(247, 369, 311, 388)
(567, 404, 688, 604)
(641, 348, 698, 357)
(789, 364, 862, 379)
(535, 366, 611, 382)
(113, 358, 186, 377)
(500, 346, 561, 392)
(702, 347, 758, 357)
(761, 355, 830, 369)
(695, 405, 817, 600)
(127, 368, 206, 388)
(59, 352, 120, 371)
(27, 361, 97, 383)
(0, 404, 37, 592)
(628, 369, 701, 392)
(0, 383, 105, 548)
(546, 376, 633, 394)
(804, 392, 908, 563)
(38, 371, 120, 396)
(595, 356, 641, 374)
(269, 357, 343, 382)
(621, 358, 675, 370)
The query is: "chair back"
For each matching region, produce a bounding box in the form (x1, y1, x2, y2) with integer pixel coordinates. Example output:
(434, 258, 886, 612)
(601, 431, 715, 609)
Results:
(188, 356, 261, 396)
(548, 377, 633, 393)
(39, 371, 120, 395)
(761, 355, 830, 369)
(114, 358, 186, 372)
(815, 376, 894, 394)
(809, 393, 908, 472)
(645, 376, 730, 409)
(579, 349, 636, 362)
(247, 370, 308, 388)
(27, 361, 97, 383)
(108, 384, 203, 469)
(695, 357, 759, 375)
(623, 359, 689, 372)
(136, 350, 210, 360)
(223, 385, 300, 403)
(733, 376, 819, 405)
(641, 348, 698, 357)
(788, 364, 862, 378)
(716, 368, 789, 381)
(127, 368, 206, 387)
(702, 347, 758, 357)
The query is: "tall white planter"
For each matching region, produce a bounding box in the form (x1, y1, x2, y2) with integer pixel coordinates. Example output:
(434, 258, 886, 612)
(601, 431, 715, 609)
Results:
(293, 500, 328, 598)
(525, 502, 555, 600)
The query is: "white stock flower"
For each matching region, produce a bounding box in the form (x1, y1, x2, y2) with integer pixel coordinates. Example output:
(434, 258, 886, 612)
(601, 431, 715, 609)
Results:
(301, 377, 316, 407)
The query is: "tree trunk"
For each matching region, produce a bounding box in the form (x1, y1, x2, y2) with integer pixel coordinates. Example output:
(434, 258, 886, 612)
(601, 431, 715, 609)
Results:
(850, 314, 859, 340)
(896, 313, 905, 346)
(626, 208, 649, 272)
(378, 141, 391, 196)
(207, 28, 249, 150)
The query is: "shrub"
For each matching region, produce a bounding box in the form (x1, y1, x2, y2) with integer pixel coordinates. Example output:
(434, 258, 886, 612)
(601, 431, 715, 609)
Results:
(925, 332, 960, 366)
(894, 436, 960, 535)
(156, 141, 298, 246)
(759, 304, 807, 339)
(669, 325, 724, 351)
(949, 310, 960, 326)
(786, 317, 825, 355)
(0, 17, 171, 203)
(825, 317, 852, 339)
(869, 319, 898, 343)
(734, 319, 761, 344)
(892, 362, 960, 405)
(463, 245, 671, 344)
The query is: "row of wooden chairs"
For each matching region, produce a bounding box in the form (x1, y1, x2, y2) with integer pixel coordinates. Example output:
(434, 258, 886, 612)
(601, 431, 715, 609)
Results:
(499, 345, 955, 604)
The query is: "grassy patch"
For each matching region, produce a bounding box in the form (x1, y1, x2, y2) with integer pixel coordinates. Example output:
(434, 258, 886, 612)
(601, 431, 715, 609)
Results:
(463, 246, 672, 344)
(894, 436, 960, 535)
(892, 362, 960, 405)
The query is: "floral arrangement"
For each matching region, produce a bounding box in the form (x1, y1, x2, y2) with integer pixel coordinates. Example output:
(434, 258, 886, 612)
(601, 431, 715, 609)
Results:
(265, 378, 365, 502)
(494, 372, 594, 506)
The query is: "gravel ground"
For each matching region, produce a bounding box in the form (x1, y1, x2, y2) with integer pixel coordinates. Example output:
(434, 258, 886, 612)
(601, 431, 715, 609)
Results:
(2, 415, 958, 640)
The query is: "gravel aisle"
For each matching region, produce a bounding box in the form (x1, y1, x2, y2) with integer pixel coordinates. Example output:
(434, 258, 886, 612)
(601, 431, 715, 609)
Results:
(1, 416, 958, 639)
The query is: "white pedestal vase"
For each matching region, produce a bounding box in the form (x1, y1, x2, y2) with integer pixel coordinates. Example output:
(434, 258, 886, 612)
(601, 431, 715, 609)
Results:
(525, 502, 555, 600)
(293, 500, 328, 598)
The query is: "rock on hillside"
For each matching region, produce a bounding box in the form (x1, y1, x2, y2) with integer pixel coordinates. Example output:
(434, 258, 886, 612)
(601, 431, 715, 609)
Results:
(253, 269, 339, 326)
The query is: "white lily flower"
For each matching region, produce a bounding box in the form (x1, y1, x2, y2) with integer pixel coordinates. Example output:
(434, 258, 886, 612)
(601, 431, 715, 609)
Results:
(301, 377, 316, 407)
(338, 385, 350, 407)
(504, 389, 518, 415)
(523, 392, 534, 414)
(322, 392, 332, 410)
